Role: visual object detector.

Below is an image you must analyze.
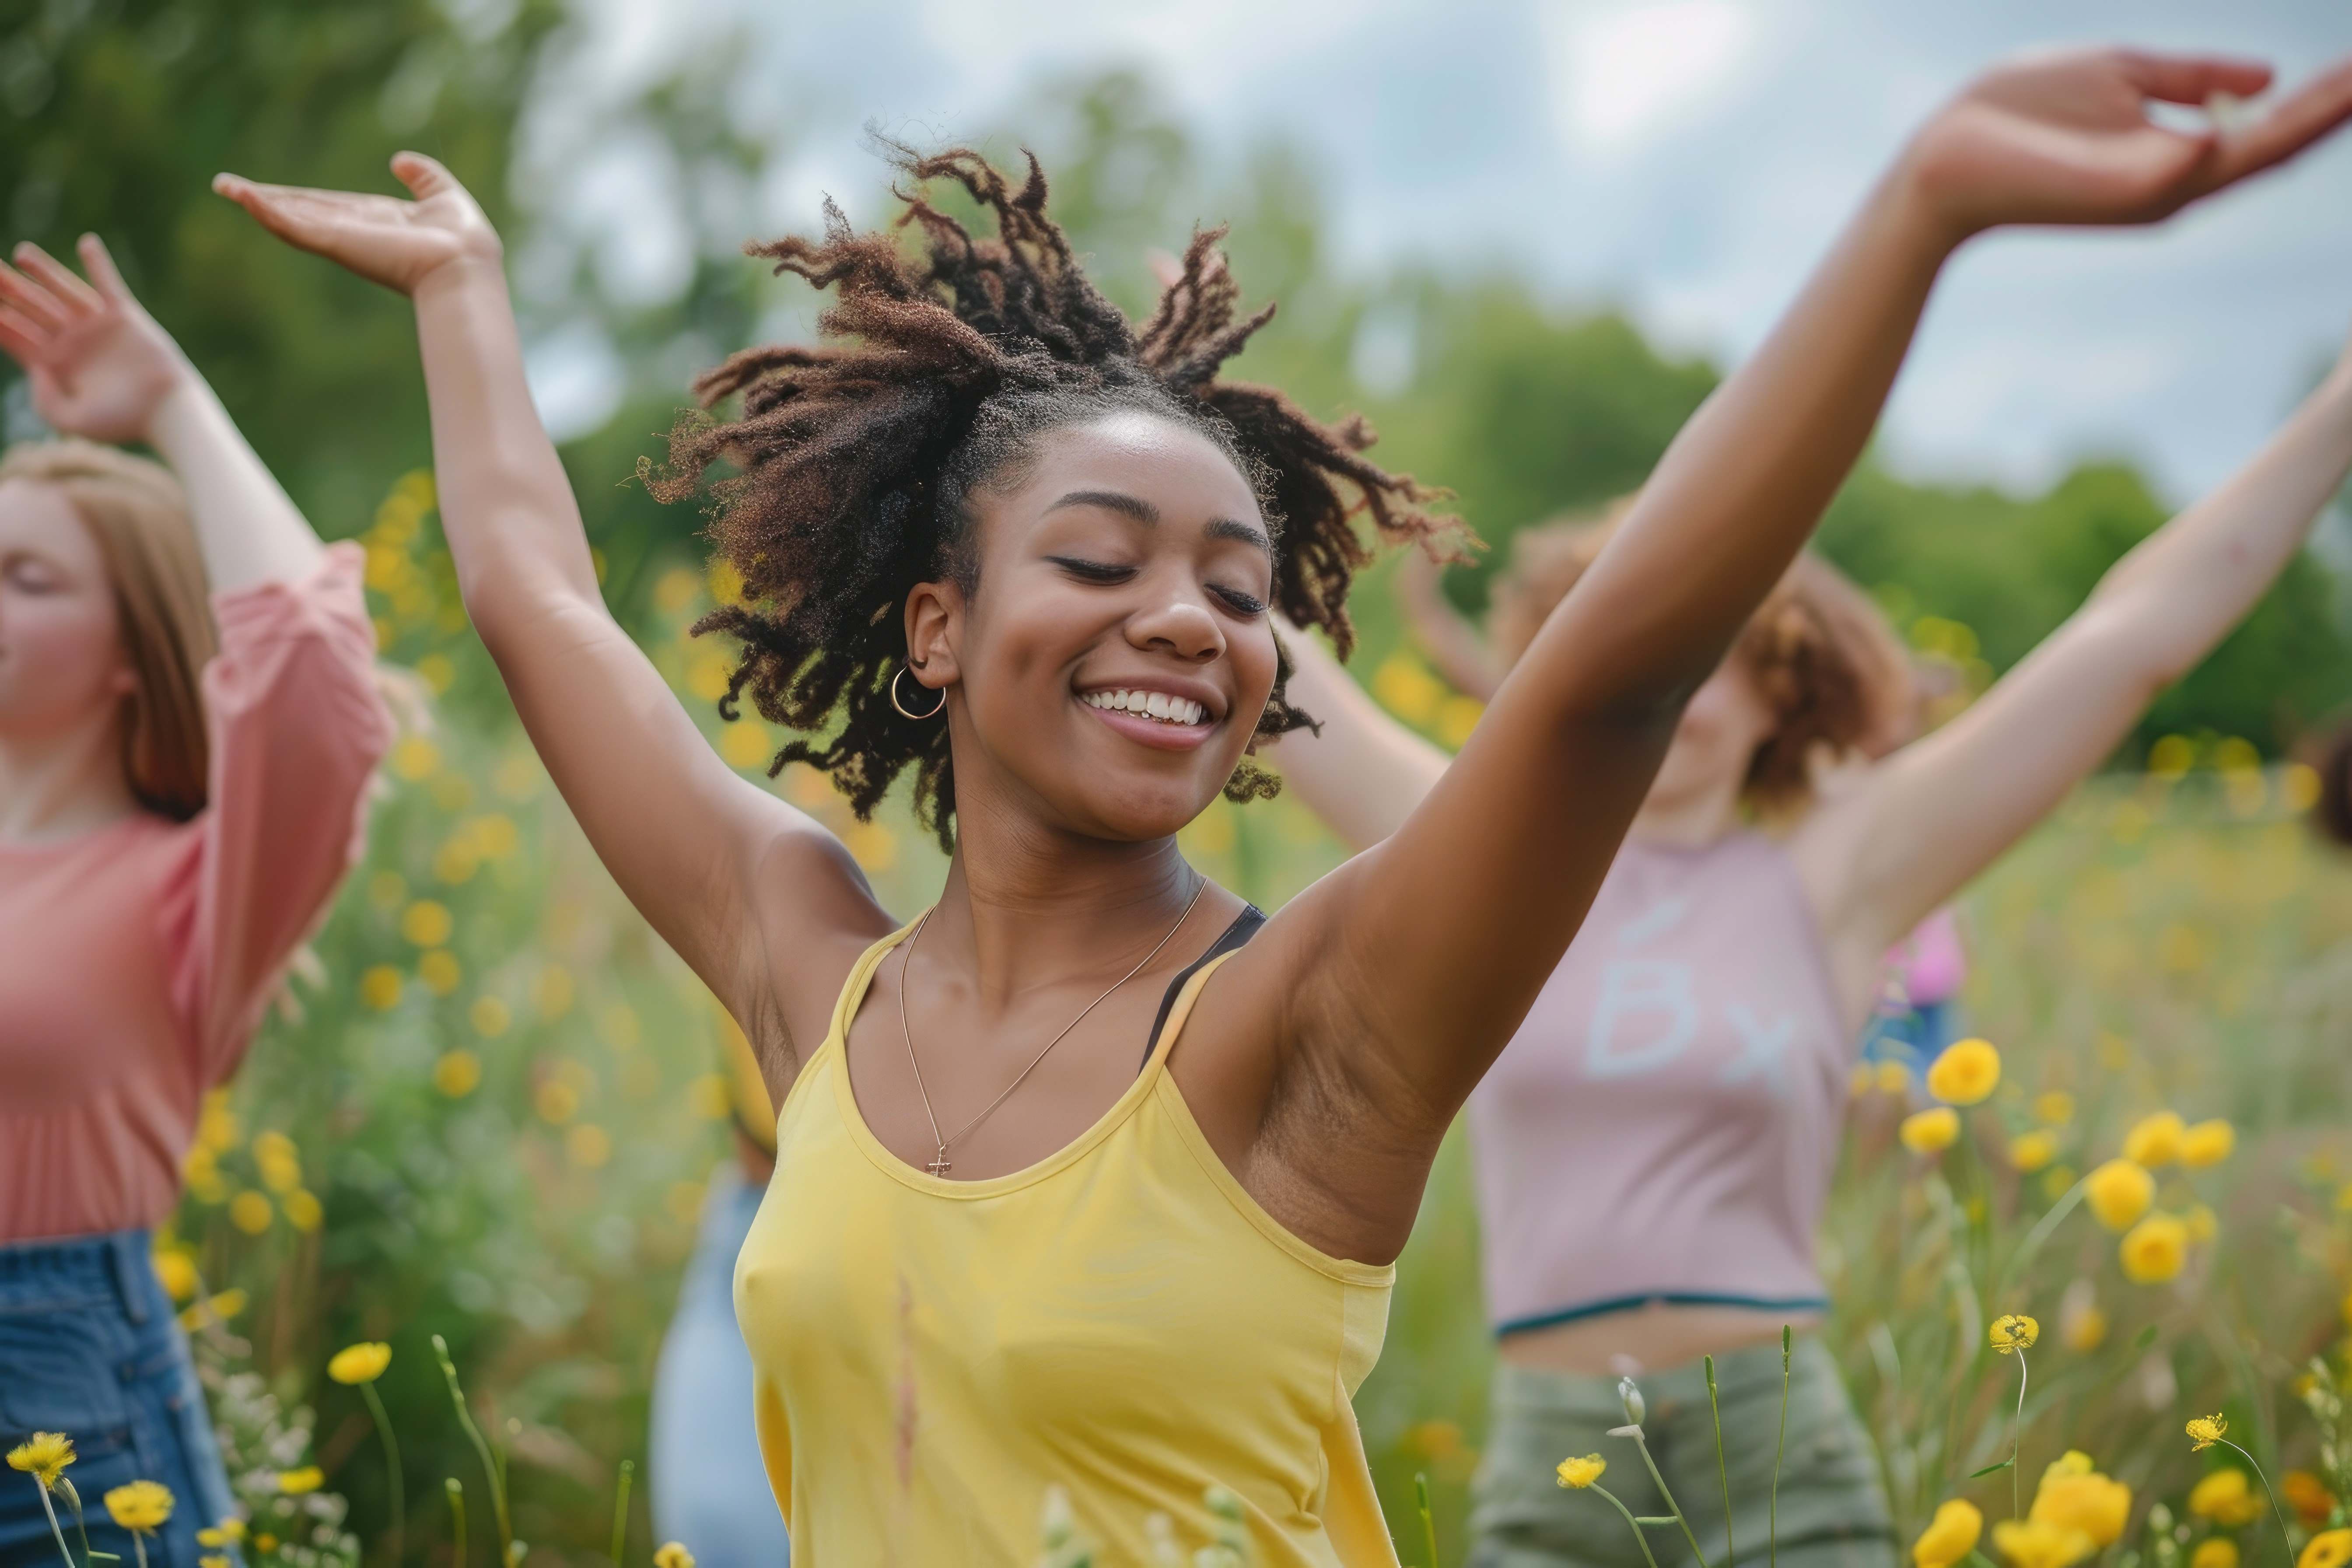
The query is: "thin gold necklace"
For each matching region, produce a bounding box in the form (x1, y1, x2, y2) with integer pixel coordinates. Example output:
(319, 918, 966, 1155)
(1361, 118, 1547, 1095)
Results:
(896, 875, 1208, 1177)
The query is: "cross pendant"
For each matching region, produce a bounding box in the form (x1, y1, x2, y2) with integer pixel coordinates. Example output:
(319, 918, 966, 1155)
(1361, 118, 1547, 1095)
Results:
(926, 1149, 952, 1176)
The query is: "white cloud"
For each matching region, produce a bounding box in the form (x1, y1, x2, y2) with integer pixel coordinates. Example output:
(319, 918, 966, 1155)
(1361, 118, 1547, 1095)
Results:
(1542, 0, 1760, 154)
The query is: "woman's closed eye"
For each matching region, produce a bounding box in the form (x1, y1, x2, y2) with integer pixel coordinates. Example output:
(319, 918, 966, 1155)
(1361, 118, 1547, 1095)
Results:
(1046, 555, 1137, 585)
(1207, 583, 1267, 617)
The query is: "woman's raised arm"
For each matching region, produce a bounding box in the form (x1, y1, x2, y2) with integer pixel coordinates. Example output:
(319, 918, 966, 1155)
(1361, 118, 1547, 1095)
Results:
(215, 155, 891, 1051)
(1244, 49, 2352, 1202)
(1799, 322, 2352, 988)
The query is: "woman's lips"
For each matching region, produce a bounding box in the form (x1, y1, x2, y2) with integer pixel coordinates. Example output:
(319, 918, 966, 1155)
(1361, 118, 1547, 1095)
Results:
(1078, 698, 1219, 751)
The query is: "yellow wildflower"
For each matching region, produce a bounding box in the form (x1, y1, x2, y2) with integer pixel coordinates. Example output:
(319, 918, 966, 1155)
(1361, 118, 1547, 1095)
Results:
(1556, 1454, 1606, 1490)
(2181, 1120, 2236, 1168)
(284, 1189, 323, 1232)
(2187, 1414, 2230, 1452)
(359, 965, 404, 1010)
(1927, 1039, 2001, 1106)
(152, 1248, 199, 1304)
(2120, 1213, 2189, 1284)
(276, 1467, 323, 1496)
(6, 1432, 75, 1489)
(400, 900, 453, 948)
(255, 1534, 278, 1554)
(2034, 1461, 2130, 1547)
(2194, 1540, 2241, 1568)
(201, 1556, 230, 1568)
(536, 1079, 580, 1125)
(2124, 1111, 2186, 1169)
(2010, 1130, 2059, 1173)
(653, 1544, 695, 1568)
(2061, 1302, 2107, 1354)
(104, 1481, 175, 1532)
(2085, 1159, 2155, 1232)
(566, 1124, 612, 1169)
(1913, 1499, 1984, 1568)
(1876, 1060, 1911, 1095)
(1990, 1314, 2039, 1353)
(433, 1050, 482, 1099)
(2035, 1092, 2076, 1127)
(228, 1190, 273, 1235)
(2285, 1471, 2334, 1526)
(469, 996, 511, 1038)
(197, 1520, 247, 1547)
(417, 948, 462, 996)
(1900, 1107, 1960, 1155)
(1992, 1516, 2095, 1568)
(2191, 1469, 2266, 1527)
(2301, 1530, 2352, 1568)
(328, 1343, 392, 1385)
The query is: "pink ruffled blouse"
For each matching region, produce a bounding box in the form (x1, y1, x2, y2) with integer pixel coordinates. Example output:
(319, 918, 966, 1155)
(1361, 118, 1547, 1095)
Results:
(0, 543, 391, 1242)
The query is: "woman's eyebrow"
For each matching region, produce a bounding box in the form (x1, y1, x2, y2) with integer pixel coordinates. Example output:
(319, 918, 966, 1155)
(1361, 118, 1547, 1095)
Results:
(1043, 490, 1271, 556)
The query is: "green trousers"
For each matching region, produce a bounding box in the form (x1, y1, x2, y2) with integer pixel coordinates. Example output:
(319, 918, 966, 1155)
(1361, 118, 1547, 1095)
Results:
(1467, 1336, 1898, 1568)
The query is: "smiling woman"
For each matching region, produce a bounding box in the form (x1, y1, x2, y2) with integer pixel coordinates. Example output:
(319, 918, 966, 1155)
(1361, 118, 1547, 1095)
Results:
(216, 47, 2352, 1563)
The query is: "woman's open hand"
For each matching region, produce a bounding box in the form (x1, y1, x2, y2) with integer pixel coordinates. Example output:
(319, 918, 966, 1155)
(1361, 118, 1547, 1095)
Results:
(214, 152, 500, 296)
(0, 235, 189, 444)
(1904, 48, 2352, 241)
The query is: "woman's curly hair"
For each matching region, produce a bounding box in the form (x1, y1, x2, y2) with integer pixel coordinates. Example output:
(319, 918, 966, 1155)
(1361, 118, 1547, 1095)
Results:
(644, 142, 1457, 847)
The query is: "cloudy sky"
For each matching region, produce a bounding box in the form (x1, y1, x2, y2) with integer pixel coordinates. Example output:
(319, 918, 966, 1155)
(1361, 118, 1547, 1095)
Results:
(553, 0, 2352, 504)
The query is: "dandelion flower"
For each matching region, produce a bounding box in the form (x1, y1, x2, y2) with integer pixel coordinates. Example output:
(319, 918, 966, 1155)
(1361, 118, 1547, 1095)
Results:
(276, 1467, 323, 1496)
(1913, 1499, 1984, 1568)
(2285, 1472, 2335, 1526)
(1900, 1106, 1961, 1155)
(2301, 1530, 2352, 1568)
(2181, 1120, 2236, 1169)
(2190, 1470, 2265, 1527)
(400, 900, 453, 948)
(328, 1343, 392, 1385)
(196, 1521, 246, 1548)
(433, 1050, 482, 1099)
(359, 965, 404, 1011)
(2061, 1302, 2107, 1354)
(1992, 1516, 2096, 1568)
(2187, 1414, 2229, 1453)
(2194, 1540, 2241, 1568)
(1991, 1315, 2040, 1353)
(653, 1544, 695, 1568)
(6, 1433, 74, 1489)
(2010, 1130, 2059, 1173)
(1927, 1039, 2001, 1106)
(152, 1248, 199, 1304)
(2124, 1111, 2187, 1169)
(1555, 1455, 1605, 1490)
(104, 1481, 175, 1532)
(2085, 1159, 2155, 1232)
(2120, 1213, 2189, 1284)
(228, 1190, 273, 1235)
(2035, 1092, 2076, 1127)
(200, 1557, 231, 1568)
(2034, 1466, 2131, 1546)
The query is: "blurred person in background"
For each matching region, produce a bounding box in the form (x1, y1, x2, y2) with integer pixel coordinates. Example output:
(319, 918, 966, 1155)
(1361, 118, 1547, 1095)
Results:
(1267, 168, 2352, 1568)
(216, 42, 2351, 1565)
(0, 238, 391, 1566)
(648, 1012, 791, 1568)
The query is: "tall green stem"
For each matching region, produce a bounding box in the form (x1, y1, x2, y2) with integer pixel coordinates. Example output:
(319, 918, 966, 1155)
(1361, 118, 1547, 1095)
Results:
(2216, 1440, 2295, 1567)
(361, 1382, 405, 1568)
(445, 1480, 466, 1568)
(1628, 1429, 1714, 1568)
(31, 1481, 75, 1568)
(432, 1336, 511, 1567)
(609, 1460, 634, 1568)
(1706, 1355, 1736, 1568)
(1771, 1326, 1792, 1568)
(1585, 1484, 1665, 1568)
(2008, 1351, 2030, 1521)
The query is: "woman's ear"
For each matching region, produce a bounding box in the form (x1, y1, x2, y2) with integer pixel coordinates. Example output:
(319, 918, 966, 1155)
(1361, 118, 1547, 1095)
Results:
(903, 579, 964, 692)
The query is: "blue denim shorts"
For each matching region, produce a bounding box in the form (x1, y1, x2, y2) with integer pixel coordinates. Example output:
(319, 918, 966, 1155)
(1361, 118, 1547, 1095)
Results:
(0, 1231, 237, 1568)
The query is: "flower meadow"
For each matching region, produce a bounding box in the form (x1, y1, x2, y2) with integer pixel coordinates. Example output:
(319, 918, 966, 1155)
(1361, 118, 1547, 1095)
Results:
(22, 474, 2352, 1566)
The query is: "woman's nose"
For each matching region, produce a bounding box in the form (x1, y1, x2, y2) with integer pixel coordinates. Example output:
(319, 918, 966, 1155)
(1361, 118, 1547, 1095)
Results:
(1125, 596, 1225, 662)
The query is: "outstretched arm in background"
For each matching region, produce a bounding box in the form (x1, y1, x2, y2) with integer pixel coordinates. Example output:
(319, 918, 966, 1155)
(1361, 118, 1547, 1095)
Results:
(0, 235, 322, 590)
(1205, 48, 2352, 1262)
(1798, 329, 2352, 1014)
(214, 158, 892, 1068)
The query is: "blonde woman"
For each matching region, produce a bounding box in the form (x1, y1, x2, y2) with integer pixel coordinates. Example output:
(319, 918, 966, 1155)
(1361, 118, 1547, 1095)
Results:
(0, 238, 391, 1566)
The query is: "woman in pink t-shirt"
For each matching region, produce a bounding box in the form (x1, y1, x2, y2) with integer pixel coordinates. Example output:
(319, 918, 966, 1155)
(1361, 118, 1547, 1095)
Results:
(0, 238, 390, 1567)
(1274, 309, 2352, 1561)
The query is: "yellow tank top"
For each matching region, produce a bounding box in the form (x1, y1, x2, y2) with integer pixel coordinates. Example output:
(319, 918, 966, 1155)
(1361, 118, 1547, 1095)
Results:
(735, 924, 1400, 1565)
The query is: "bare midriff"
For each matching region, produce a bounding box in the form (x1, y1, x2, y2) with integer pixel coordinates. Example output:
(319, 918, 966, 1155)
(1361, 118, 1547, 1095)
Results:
(1496, 1299, 1825, 1376)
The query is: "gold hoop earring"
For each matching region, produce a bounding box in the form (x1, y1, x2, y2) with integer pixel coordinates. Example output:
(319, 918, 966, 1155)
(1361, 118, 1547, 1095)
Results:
(891, 664, 947, 720)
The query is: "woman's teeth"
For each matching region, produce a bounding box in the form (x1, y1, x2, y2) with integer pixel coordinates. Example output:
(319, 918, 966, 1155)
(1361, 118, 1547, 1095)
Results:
(1082, 688, 1208, 726)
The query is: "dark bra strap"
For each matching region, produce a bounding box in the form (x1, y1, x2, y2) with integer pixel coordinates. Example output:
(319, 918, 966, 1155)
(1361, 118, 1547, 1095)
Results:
(1141, 904, 1266, 1072)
